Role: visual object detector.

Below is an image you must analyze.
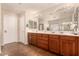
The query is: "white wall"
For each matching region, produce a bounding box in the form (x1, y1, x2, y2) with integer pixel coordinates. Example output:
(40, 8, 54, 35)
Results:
(25, 11, 39, 32)
(0, 3, 2, 53)
(0, 5, 49, 46)
(1, 10, 40, 45)
(25, 11, 40, 44)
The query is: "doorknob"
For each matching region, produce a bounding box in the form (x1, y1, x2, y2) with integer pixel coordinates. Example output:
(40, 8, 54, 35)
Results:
(4, 30, 7, 33)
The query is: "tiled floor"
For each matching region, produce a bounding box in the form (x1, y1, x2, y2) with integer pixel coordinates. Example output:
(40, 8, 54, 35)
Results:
(1, 42, 57, 56)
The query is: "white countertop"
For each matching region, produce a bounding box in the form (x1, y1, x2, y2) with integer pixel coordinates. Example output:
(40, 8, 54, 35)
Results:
(28, 31, 79, 37)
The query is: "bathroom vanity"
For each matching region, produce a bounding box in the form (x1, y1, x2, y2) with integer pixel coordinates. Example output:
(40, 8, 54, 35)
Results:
(28, 32, 79, 56)
(27, 6, 79, 56)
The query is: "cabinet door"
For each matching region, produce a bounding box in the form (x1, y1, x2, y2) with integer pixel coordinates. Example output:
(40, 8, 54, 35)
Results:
(31, 33, 37, 46)
(60, 36, 76, 56)
(37, 34, 48, 50)
(77, 37, 79, 55)
(37, 41, 48, 50)
(49, 35, 60, 54)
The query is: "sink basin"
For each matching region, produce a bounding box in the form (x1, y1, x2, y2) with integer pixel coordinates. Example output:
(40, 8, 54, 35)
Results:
(51, 31, 79, 36)
(71, 32, 79, 35)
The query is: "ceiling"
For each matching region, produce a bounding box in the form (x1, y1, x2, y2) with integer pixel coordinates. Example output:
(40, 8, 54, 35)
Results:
(2, 3, 79, 21)
(2, 3, 64, 14)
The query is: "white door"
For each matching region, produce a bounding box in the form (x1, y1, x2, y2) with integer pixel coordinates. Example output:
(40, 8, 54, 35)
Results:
(19, 15, 25, 44)
(3, 13, 18, 45)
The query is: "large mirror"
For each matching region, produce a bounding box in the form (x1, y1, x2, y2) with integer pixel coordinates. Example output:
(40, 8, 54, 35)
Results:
(48, 7, 79, 33)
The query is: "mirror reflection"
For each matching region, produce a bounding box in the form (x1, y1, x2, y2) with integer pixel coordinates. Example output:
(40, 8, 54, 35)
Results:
(47, 7, 79, 33)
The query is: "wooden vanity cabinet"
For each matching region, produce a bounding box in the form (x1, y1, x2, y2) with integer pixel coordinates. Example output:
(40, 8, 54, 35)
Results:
(28, 33, 78, 56)
(77, 37, 79, 55)
(37, 34, 48, 50)
(49, 35, 60, 54)
(30, 33, 37, 46)
(28, 33, 49, 50)
(60, 36, 77, 56)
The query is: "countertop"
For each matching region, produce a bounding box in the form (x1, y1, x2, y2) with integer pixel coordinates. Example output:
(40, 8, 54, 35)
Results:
(28, 31, 79, 37)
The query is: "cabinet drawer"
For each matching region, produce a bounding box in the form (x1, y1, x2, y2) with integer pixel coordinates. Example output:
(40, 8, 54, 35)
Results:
(42, 37, 48, 40)
(49, 35, 59, 39)
(37, 36, 42, 39)
(60, 36, 76, 40)
(31, 37, 36, 39)
(37, 39, 48, 45)
(37, 34, 42, 37)
(31, 33, 36, 36)
(37, 37, 48, 40)
(42, 34, 48, 37)
(31, 39, 36, 43)
(31, 37, 36, 40)
(31, 35, 36, 37)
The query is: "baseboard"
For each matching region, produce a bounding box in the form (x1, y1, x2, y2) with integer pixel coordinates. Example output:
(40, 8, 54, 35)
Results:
(1, 42, 29, 47)
(2, 42, 18, 46)
(18, 42, 28, 45)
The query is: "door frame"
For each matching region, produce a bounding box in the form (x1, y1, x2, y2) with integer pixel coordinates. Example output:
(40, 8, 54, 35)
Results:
(1, 6, 3, 46)
(2, 10, 19, 45)
(18, 13, 26, 44)
(2, 10, 26, 45)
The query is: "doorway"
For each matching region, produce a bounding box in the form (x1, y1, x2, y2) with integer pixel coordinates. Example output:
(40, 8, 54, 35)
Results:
(19, 14, 26, 44)
(3, 12, 18, 45)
